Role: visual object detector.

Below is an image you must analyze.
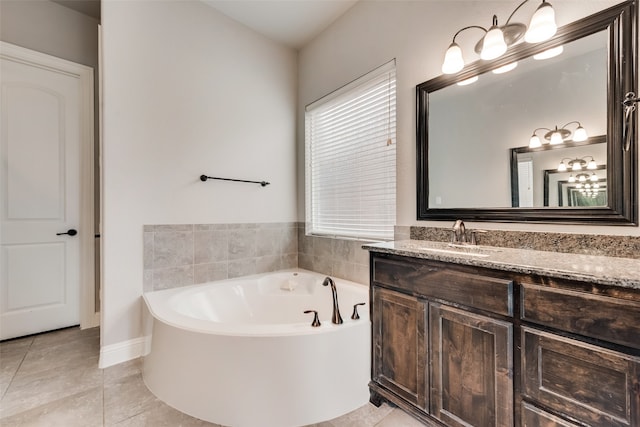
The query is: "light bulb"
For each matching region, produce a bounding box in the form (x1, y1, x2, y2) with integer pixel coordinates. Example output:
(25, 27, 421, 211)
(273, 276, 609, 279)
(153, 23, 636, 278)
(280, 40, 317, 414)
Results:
(481, 23, 507, 60)
(579, 175, 586, 182)
(568, 175, 575, 183)
(557, 162, 567, 172)
(572, 161, 582, 171)
(492, 62, 518, 74)
(442, 42, 464, 74)
(576, 183, 583, 188)
(529, 134, 542, 148)
(525, 1, 557, 43)
(594, 183, 600, 188)
(457, 76, 478, 86)
(590, 173, 599, 182)
(587, 159, 597, 169)
(550, 131, 563, 145)
(533, 45, 563, 60)
(573, 125, 588, 142)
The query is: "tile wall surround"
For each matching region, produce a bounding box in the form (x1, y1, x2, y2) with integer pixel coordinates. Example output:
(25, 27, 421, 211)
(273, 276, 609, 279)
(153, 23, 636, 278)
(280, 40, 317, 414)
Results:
(143, 223, 298, 291)
(410, 226, 640, 260)
(297, 223, 373, 285)
(143, 222, 377, 291)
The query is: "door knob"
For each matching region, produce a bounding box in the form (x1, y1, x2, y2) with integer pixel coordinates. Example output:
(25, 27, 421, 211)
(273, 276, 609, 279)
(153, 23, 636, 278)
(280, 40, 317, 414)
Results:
(56, 229, 78, 236)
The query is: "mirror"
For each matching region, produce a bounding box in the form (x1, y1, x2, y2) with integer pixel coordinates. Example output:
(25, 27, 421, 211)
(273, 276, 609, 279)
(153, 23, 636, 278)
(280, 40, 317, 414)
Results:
(417, 1, 637, 224)
(510, 135, 607, 207)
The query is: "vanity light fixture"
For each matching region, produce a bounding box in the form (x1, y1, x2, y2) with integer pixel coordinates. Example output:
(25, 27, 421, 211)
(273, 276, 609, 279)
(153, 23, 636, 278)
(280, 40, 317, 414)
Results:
(571, 172, 601, 200)
(441, 0, 558, 75)
(557, 156, 598, 172)
(576, 179, 602, 198)
(533, 45, 563, 60)
(457, 76, 479, 86)
(528, 121, 588, 148)
(492, 62, 518, 74)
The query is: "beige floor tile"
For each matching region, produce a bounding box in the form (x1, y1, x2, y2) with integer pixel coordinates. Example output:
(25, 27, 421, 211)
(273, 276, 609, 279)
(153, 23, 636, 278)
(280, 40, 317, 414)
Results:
(103, 373, 159, 425)
(375, 408, 428, 426)
(0, 356, 103, 418)
(0, 386, 103, 427)
(303, 421, 335, 427)
(17, 343, 100, 378)
(29, 326, 99, 352)
(0, 336, 34, 356)
(329, 403, 394, 427)
(112, 400, 219, 427)
(103, 358, 142, 386)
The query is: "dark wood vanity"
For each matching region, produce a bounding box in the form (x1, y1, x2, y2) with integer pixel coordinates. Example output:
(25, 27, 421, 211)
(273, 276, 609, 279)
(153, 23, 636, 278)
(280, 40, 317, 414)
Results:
(367, 247, 640, 427)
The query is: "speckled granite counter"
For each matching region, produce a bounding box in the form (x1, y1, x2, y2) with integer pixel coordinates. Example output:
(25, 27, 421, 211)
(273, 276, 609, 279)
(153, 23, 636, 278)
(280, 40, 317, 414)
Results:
(363, 240, 640, 290)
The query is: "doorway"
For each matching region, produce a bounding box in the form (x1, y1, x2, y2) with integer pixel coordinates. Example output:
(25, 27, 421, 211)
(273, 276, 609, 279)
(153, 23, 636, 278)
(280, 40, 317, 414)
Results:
(0, 42, 96, 340)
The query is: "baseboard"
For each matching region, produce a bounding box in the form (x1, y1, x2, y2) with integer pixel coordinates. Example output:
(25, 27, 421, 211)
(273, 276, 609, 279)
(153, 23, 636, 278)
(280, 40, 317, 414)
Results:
(98, 335, 151, 369)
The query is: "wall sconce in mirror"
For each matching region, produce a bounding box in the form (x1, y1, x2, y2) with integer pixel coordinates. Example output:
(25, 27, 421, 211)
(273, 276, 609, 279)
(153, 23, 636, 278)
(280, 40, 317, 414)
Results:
(557, 155, 597, 172)
(441, 0, 557, 74)
(529, 121, 588, 148)
(533, 45, 563, 60)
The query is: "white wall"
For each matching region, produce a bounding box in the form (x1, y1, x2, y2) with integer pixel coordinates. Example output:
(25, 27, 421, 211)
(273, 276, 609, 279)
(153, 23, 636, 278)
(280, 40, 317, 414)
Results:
(0, 0, 98, 68)
(298, 0, 638, 236)
(101, 0, 297, 347)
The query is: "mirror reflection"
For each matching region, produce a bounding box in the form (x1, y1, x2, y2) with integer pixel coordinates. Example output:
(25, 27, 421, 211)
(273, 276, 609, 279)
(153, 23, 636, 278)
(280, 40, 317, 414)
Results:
(511, 136, 606, 208)
(428, 30, 607, 209)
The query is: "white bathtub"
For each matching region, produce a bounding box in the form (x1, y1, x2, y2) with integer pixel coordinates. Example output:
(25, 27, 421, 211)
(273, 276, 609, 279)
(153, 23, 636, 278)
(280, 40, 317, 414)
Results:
(142, 269, 371, 427)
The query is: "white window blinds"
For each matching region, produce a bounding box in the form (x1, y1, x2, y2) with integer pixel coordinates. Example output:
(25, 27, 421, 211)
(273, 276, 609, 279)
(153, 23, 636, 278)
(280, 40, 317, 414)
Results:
(305, 61, 396, 241)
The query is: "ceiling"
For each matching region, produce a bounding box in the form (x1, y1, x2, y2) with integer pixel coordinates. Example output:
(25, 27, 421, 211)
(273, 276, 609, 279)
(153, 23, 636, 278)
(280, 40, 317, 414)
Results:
(50, 0, 358, 50)
(202, 0, 358, 49)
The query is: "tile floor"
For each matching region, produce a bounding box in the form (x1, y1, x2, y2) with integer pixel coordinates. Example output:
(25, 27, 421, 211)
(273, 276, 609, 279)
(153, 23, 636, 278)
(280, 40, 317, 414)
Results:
(0, 327, 426, 426)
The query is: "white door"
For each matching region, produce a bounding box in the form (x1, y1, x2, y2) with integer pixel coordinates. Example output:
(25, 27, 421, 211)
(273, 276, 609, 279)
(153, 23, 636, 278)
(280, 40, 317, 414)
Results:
(1, 44, 92, 340)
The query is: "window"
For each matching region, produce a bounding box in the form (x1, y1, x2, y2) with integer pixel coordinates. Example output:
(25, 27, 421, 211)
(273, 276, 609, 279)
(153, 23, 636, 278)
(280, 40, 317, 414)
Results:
(305, 61, 396, 241)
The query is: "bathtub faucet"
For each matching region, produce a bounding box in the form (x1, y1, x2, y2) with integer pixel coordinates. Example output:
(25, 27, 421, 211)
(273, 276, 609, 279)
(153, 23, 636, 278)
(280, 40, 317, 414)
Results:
(322, 277, 343, 324)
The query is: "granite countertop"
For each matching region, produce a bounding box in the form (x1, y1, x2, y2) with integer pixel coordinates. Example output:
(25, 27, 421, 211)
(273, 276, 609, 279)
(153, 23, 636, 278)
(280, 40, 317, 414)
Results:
(363, 240, 640, 290)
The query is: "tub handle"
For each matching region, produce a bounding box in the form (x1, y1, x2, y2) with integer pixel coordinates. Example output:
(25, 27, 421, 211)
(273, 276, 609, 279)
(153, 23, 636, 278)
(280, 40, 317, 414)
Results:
(303, 310, 321, 327)
(351, 303, 366, 320)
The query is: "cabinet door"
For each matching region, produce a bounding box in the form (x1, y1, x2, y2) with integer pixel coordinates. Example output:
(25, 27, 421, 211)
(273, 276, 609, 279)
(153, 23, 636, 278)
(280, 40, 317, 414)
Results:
(372, 287, 428, 410)
(430, 303, 513, 427)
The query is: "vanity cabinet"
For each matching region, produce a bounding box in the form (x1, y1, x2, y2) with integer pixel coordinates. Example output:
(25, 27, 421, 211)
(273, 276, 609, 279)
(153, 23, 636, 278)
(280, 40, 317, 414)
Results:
(370, 253, 515, 427)
(368, 252, 640, 427)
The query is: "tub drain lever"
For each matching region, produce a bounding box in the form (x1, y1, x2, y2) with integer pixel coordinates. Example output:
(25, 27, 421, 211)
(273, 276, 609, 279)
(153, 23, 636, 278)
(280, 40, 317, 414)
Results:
(351, 303, 366, 320)
(303, 310, 321, 327)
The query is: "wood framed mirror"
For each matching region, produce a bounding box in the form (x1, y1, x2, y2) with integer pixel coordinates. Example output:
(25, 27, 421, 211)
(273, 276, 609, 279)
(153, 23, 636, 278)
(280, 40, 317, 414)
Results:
(416, 1, 637, 224)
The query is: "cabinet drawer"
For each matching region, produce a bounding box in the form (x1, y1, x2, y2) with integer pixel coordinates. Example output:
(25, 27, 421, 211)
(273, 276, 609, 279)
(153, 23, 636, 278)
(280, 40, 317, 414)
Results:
(522, 327, 640, 427)
(521, 403, 580, 427)
(521, 283, 640, 349)
(372, 256, 513, 316)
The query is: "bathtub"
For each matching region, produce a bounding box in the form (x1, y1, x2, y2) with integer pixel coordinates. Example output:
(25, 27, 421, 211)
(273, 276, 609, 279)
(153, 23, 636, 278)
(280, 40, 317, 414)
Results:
(142, 269, 371, 427)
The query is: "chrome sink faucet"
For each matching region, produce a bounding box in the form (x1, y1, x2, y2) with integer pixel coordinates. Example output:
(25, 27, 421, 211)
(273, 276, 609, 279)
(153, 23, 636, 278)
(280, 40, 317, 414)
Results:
(451, 219, 467, 244)
(322, 276, 343, 324)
